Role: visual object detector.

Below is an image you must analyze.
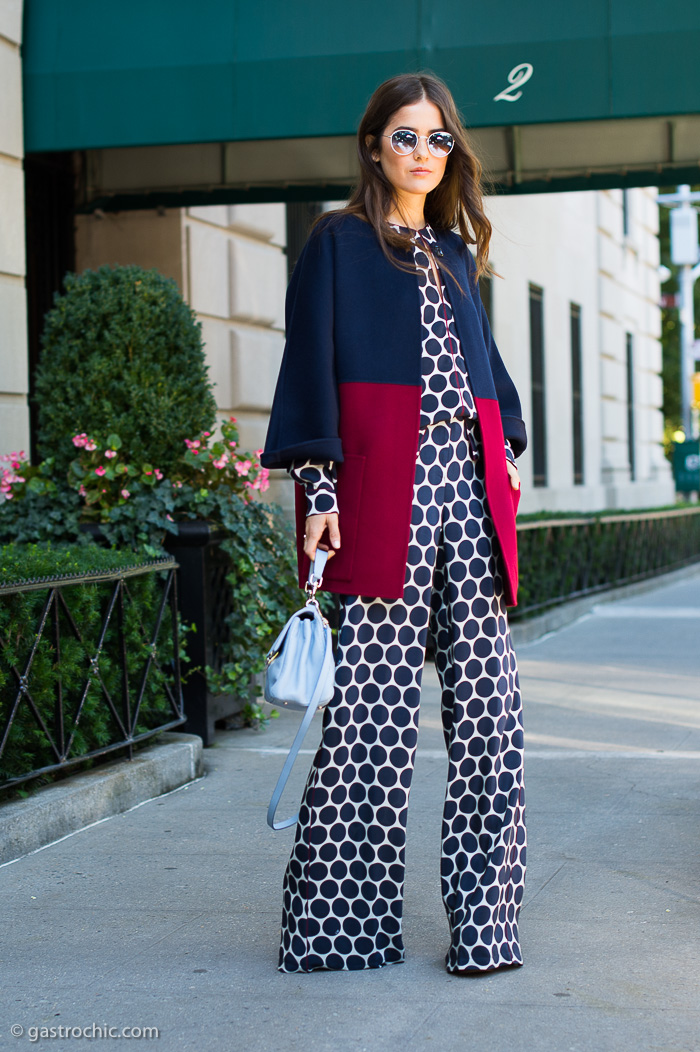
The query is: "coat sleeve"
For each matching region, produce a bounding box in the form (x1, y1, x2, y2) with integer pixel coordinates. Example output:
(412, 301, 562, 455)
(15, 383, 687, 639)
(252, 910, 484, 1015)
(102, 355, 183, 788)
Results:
(260, 217, 343, 469)
(465, 247, 528, 459)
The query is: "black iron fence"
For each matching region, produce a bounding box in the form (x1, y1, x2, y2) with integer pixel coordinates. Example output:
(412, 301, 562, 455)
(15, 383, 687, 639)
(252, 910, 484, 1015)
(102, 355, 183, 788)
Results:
(0, 559, 184, 790)
(513, 505, 700, 619)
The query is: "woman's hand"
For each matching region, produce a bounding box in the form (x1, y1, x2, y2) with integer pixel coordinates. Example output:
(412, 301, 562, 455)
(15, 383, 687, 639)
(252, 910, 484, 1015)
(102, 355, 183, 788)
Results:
(304, 513, 341, 562)
(506, 461, 521, 490)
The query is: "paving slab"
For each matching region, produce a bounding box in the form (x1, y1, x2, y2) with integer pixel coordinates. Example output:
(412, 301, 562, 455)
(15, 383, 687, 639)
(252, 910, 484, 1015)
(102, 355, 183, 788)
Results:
(1, 567, 699, 1052)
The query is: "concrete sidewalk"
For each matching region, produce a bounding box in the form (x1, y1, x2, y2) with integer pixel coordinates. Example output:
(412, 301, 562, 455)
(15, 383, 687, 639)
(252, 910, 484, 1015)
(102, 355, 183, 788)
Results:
(2, 568, 699, 1051)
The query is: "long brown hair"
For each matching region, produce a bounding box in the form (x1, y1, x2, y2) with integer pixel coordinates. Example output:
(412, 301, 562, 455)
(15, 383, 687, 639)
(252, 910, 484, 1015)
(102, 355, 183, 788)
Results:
(316, 71, 493, 290)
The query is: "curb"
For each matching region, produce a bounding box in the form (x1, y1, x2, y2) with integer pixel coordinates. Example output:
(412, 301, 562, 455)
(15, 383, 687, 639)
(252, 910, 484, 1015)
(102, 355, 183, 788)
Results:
(510, 560, 700, 646)
(0, 732, 203, 867)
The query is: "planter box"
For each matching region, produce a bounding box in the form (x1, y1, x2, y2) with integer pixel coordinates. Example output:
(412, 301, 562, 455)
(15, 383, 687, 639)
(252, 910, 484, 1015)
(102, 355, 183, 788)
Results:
(163, 521, 241, 746)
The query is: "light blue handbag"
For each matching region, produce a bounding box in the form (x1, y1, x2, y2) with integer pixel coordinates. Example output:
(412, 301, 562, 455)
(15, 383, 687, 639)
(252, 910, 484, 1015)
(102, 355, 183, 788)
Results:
(265, 549, 336, 829)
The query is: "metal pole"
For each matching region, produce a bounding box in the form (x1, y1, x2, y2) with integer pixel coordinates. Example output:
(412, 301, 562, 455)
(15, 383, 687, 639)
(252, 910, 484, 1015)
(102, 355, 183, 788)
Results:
(679, 258, 693, 437)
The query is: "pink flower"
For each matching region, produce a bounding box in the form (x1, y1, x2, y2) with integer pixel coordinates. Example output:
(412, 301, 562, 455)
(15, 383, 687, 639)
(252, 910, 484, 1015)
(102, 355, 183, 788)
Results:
(85, 440, 97, 452)
(202, 432, 211, 437)
(0, 451, 26, 470)
(154, 468, 163, 480)
(72, 433, 88, 448)
(166, 513, 174, 521)
(79, 484, 87, 497)
(248, 467, 270, 493)
(184, 438, 201, 450)
(1, 469, 25, 489)
(228, 440, 237, 449)
(172, 480, 183, 489)
(212, 455, 228, 469)
(234, 460, 252, 477)
(95, 465, 106, 476)
(144, 470, 152, 476)
(105, 450, 117, 459)
(121, 489, 130, 499)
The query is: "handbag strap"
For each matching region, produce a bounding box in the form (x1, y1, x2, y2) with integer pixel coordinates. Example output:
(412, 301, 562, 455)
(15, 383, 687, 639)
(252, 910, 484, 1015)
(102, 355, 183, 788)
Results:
(266, 547, 332, 831)
(267, 623, 333, 829)
(306, 547, 328, 595)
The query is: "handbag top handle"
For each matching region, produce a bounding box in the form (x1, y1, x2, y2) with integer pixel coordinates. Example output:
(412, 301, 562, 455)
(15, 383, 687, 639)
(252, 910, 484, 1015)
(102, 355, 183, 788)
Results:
(306, 548, 328, 600)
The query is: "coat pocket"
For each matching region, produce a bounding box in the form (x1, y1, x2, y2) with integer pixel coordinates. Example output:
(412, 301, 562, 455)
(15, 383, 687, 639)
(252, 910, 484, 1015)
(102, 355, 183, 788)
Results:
(322, 453, 366, 585)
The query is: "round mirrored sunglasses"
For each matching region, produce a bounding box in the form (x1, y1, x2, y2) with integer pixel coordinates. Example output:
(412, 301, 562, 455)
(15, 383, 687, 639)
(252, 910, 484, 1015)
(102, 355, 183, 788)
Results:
(383, 129, 455, 157)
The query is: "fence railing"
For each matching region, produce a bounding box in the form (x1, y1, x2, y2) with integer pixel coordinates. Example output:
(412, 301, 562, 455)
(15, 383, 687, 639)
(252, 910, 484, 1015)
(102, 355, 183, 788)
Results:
(513, 505, 700, 619)
(0, 559, 184, 790)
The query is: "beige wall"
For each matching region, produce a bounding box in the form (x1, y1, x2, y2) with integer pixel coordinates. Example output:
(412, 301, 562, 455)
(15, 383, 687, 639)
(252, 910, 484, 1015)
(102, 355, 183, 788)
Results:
(0, 0, 29, 458)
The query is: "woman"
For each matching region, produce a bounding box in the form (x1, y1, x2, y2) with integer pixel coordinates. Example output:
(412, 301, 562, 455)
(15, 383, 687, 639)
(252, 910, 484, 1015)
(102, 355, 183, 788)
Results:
(261, 72, 527, 975)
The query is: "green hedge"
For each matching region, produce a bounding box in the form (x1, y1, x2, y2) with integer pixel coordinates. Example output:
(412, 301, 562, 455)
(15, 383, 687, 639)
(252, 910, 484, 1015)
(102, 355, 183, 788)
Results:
(34, 265, 217, 478)
(0, 544, 179, 791)
(514, 506, 700, 617)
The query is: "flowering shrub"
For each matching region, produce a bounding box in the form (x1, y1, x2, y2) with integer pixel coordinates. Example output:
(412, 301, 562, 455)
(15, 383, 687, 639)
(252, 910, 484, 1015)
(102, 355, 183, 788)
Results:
(178, 417, 269, 496)
(69, 417, 268, 522)
(3, 418, 269, 528)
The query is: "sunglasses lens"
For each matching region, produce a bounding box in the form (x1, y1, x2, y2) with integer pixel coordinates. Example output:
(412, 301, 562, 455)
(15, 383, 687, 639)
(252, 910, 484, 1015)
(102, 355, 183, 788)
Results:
(390, 130, 418, 154)
(428, 133, 454, 156)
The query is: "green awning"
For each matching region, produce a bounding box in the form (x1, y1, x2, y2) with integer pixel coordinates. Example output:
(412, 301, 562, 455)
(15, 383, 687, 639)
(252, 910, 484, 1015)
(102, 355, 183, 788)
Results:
(23, 0, 700, 152)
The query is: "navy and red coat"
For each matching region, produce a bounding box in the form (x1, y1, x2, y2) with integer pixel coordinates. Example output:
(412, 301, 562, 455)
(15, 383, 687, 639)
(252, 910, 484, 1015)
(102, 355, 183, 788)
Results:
(261, 212, 527, 606)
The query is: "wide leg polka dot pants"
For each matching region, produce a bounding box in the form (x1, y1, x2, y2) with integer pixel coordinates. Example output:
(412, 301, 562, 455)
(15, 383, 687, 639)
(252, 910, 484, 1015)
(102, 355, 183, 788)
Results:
(278, 419, 526, 974)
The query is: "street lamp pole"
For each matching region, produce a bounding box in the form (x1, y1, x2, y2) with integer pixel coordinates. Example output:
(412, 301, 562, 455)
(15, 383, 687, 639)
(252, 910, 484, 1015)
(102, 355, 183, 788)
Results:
(657, 185, 700, 438)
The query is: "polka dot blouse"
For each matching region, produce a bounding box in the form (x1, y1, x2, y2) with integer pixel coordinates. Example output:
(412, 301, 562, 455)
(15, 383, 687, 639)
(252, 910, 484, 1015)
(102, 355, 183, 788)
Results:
(289, 222, 514, 515)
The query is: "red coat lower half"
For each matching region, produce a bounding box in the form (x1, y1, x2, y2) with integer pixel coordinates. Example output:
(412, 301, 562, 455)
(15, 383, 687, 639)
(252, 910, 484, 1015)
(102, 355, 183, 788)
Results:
(295, 382, 521, 607)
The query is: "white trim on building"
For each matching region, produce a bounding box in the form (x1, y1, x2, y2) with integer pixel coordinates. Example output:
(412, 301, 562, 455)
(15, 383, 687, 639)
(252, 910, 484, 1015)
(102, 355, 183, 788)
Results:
(0, 0, 29, 459)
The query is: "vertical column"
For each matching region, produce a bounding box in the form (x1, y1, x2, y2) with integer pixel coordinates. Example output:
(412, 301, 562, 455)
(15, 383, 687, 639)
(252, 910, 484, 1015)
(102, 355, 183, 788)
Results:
(183, 203, 288, 507)
(0, 4, 29, 456)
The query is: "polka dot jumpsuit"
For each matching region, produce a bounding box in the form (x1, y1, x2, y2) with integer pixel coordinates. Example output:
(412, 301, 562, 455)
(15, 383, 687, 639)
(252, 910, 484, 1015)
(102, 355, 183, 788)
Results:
(283, 223, 525, 974)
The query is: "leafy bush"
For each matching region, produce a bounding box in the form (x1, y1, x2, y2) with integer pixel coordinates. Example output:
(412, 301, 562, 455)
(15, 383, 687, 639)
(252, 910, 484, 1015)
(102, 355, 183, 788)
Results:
(34, 265, 217, 478)
(0, 544, 179, 790)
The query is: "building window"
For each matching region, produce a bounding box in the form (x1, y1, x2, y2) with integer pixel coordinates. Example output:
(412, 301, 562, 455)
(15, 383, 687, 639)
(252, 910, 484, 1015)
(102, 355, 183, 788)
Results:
(570, 303, 584, 485)
(622, 189, 630, 238)
(285, 201, 322, 280)
(626, 332, 635, 481)
(479, 271, 493, 323)
(529, 284, 547, 487)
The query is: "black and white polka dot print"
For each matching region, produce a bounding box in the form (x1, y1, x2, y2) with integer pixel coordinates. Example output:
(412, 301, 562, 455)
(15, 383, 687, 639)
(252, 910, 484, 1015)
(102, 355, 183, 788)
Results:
(288, 460, 339, 516)
(391, 223, 477, 431)
(278, 420, 525, 974)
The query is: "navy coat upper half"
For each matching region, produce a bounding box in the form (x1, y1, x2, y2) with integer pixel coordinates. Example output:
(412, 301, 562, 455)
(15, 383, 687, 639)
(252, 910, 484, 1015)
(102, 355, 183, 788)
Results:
(261, 212, 528, 605)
